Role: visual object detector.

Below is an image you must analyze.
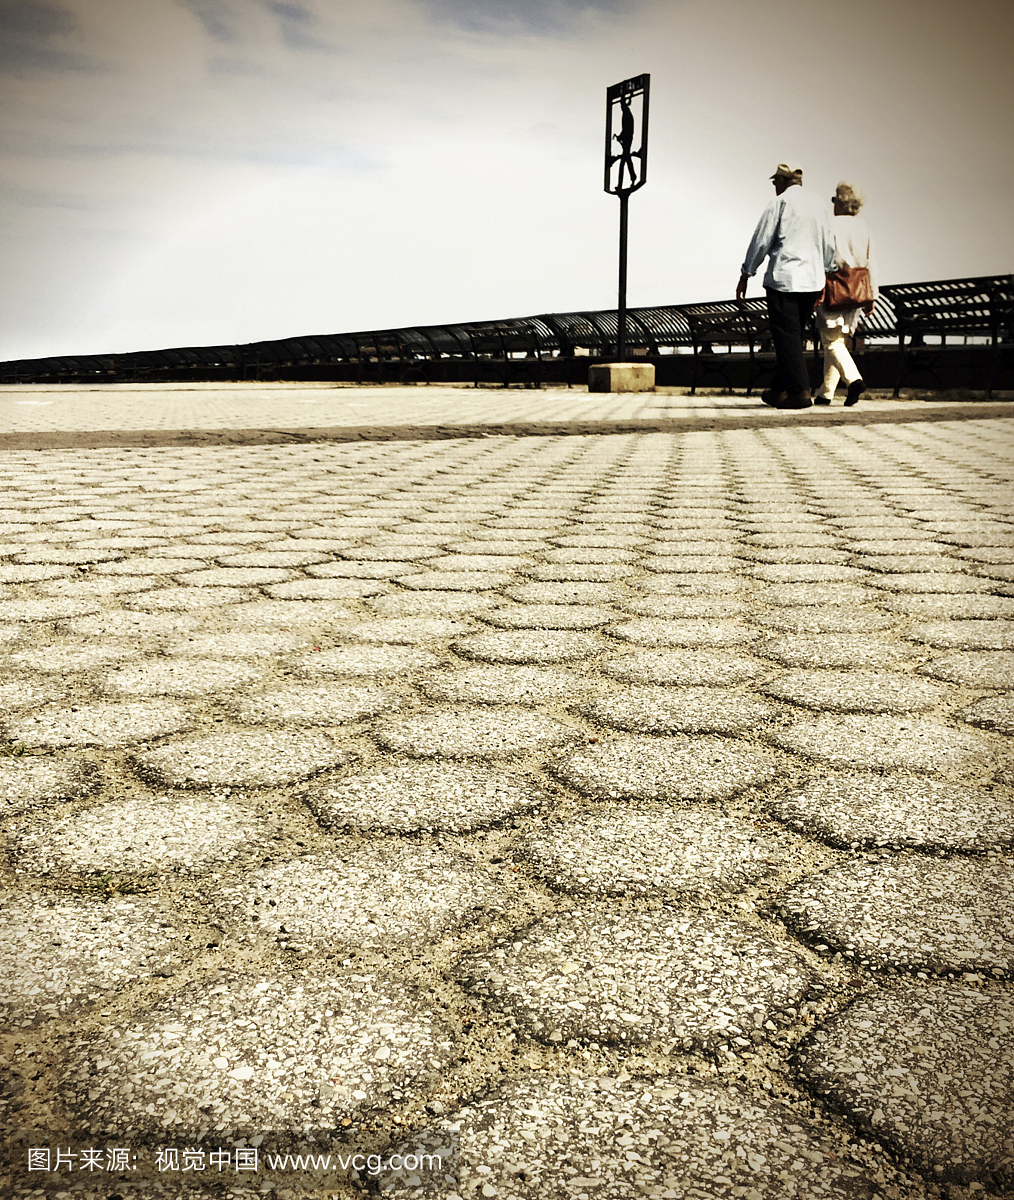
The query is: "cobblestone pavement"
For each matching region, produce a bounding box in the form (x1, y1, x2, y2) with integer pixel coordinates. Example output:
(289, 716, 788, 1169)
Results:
(1, 414, 1013, 1199)
(0, 382, 994, 443)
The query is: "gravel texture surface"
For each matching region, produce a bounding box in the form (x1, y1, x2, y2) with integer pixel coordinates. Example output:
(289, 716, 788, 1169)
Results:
(1, 891, 196, 1026)
(2, 420, 1011, 1200)
(522, 807, 783, 897)
(11, 793, 281, 876)
(131, 728, 354, 788)
(775, 856, 1014, 973)
(305, 761, 546, 832)
(551, 735, 783, 800)
(457, 907, 811, 1050)
(798, 985, 1014, 1186)
(381, 1073, 881, 1198)
(767, 771, 1014, 850)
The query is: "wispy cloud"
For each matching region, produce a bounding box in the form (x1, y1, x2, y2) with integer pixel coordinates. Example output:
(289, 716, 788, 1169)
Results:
(261, 0, 338, 53)
(421, 0, 626, 36)
(176, 0, 242, 45)
(0, 0, 95, 73)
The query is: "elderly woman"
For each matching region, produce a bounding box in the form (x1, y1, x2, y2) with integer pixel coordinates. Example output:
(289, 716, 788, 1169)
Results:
(815, 182, 877, 406)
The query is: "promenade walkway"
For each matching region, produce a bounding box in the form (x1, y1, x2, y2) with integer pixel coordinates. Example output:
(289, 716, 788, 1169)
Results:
(1, 383, 1012, 1198)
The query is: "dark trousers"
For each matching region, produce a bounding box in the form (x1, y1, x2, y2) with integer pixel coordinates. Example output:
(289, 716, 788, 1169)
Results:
(765, 287, 818, 395)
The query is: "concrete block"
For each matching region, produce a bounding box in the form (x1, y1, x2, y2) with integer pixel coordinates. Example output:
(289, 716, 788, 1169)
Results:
(588, 362, 656, 393)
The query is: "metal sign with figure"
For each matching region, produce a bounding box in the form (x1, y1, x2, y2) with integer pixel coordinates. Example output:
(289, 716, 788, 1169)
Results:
(604, 74, 649, 361)
(604, 74, 649, 196)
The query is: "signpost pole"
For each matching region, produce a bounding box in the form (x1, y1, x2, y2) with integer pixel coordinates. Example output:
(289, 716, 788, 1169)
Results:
(604, 73, 649, 362)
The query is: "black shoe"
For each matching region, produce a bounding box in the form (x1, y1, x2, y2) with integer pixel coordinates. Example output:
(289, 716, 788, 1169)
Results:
(761, 389, 788, 407)
(845, 380, 865, 407)
(813, 397, 831, 405)
(777, 390, 813, 409)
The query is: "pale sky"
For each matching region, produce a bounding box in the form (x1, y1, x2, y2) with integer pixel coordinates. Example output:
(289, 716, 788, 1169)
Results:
(1, 0, 1011, 360)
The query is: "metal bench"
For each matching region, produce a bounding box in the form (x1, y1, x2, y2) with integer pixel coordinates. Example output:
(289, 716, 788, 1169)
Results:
(680, 300, 776, 395)
(880, 274, 1014, 396)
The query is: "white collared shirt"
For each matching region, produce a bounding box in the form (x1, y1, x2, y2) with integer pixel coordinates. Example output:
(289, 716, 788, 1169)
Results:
(741, 185, 836, 293)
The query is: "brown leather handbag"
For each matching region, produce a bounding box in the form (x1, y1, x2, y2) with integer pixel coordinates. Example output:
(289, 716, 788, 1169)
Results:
(824, 266, 874, 310)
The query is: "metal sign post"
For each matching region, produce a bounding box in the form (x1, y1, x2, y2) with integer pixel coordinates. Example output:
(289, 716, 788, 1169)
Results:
(604, 73, 649, 360)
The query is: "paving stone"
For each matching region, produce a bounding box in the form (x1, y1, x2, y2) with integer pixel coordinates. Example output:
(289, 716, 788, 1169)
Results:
(551, 532, 647, 547)
(457, 908, 809, 1050)
(869, 572, 997, 594)
(8, 640, 142, 673)
(220, 598, 356, 626)
(330, 617, 475, 643)
(173, 565, 295, 586)
(163, 630, 311, 657)
(759, 634, 918, 669)
(65, 610, 202, 637)
(0, 892, 193, 1027)
(397, 570, 513, 591)
(637, 572, 749, 594)
(419, 664, 606, 706)
(920, 650, 1014, 688)
(772, 714, 997, 774)
(265, 577, 388, 600)
(523, 807, 781, 897)
(381, 1072, 880, 1200)
(212, 842, 503, 952)
(607, 618, 754, 648)
(126, 585, 253, 609)
(853, 554, 966, 574)
(798, 985, 1014, 1186)
(12, 793, 279, 876)
(963, 693, 1014, 734)
(225, 681, 402, 727)
(960, 546, 1014, 563)
(506, 581, 627, 605)
(96, 556, 211, 575)
(601, 649, 770, 686)
(847, 539, 948, 555)
(0, 563, 75, 583)
(368, 591, 496, 616)
(907, 619, 1014, 649)
(0, 678, 64, 711)
(776, 856, 1014, 974)
(131, 728, 352, 788)
(100, 658, 267, 697)
(308, 559, 423, 579)
(428, 553, 532, 570)
(761, 669, 948, 714)
(619, 595, 747, 618)
(641, 554, 744, 574)
(741, 547, 853, 565)
(748, 563, 873, 584)
(551, 735, 781, 800)
(6, 700, 193, 748)
(306, 761, 545, 834)
(522, 563, 634, 583)
(481, 604, 612, 629)
(57, 969, 455, 1136)
(42, 573, 162, 597)
(0, 596, 101, 622)
(295, 645, 442, 676)
(215, 550, 330, 568)
(579, 686, 776, 734)
(768, 771, 1014, 850)
(375, 707, 581, 758)
(750, 608, 897, 634)
(0, 757, 100, 818)
(337, 543, 437, 560)
(453, 629, 603, 664)
(754, 583, 879, 607)
(881, 593, 1014, 619)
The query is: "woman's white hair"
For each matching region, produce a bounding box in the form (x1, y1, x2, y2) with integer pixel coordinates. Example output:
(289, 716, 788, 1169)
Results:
(835, 181, 865, 215)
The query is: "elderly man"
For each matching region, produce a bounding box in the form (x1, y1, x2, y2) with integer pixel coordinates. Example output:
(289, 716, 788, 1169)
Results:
(736, 161, 835, 409)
